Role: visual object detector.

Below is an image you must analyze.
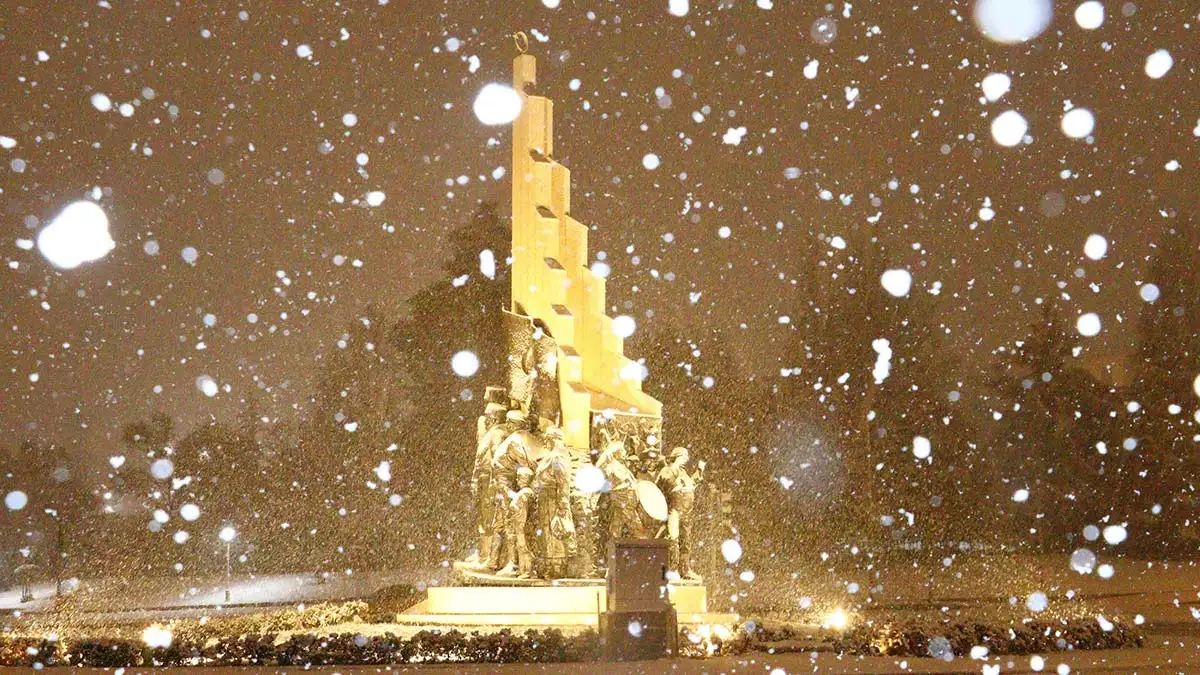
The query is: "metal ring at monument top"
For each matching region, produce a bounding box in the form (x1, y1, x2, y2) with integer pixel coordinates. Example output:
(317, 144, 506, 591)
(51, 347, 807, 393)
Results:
(513, 31, 529, 55)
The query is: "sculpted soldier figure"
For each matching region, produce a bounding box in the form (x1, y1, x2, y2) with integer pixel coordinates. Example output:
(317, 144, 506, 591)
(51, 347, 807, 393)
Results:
(656, 446, 706, 579)
(488, 410, 538, 573)
(569, 485, 598, 578)
(515, 341, 537, 413)
(469, 402, 509, 565)
(598, 441, 644, 539)
(535, 427, 576, 578)
(476, 400, 504, 446)
(504, 466, 536, 578)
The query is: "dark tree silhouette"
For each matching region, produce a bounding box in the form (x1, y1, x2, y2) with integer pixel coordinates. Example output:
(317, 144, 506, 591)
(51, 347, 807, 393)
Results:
(388, 201, 511, 555)
(987, 302, 1124, 548)
(1128, 224, 1200, 554)
(777, 233, 962, 553)
(0, 440, 95, 594)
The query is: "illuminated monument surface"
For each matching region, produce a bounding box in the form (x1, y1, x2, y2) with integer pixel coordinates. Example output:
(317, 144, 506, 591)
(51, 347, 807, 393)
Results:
(506, 49, 663, 451)
(396, 51, 722, 627)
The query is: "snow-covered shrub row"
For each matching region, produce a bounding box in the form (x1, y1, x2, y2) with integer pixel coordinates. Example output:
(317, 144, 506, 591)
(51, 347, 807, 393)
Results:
(0, 628, 602, 668)
(828, 618, 1142, 658)
(0, 637, 57, 668)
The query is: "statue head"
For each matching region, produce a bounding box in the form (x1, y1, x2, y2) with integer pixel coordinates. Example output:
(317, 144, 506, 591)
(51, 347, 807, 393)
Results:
(505, 409, 528, 429)
(543, 425, 565, 447)
(603, 440, 626, 461)
(484, 402, 507, 426)
(669, 446, 689, 467)
(516, 466, 534, 488)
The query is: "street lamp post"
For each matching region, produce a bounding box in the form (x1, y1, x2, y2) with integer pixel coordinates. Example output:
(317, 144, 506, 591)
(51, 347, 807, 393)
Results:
(44, 508, 63, 598)
(218, 526, 237, 603)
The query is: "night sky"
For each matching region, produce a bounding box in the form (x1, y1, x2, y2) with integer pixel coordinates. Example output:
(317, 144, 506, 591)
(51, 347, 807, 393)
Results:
(1, 1, 1194, 454)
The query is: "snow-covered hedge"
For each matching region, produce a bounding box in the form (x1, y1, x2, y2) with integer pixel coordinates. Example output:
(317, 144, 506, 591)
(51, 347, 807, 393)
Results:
(0, 628, 601, 668)
(828, 619, 1143, 657)
(0, 637, 57, 668)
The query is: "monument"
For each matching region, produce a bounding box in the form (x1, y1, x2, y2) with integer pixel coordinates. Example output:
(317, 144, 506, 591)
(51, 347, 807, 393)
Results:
(397, 39, 725, 631)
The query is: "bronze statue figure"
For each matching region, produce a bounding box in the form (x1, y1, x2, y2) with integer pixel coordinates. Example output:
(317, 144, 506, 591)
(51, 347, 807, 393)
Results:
(488, 410, 538, 573)
(505, 466, 536, 579)
(463, 397, 712, 583)
(469, 402, 509, 565)
(598, 441, 645, 540)
(655, 446, 705, 580)
(534, 427, 576, 579)
(568, 486, 598, 578)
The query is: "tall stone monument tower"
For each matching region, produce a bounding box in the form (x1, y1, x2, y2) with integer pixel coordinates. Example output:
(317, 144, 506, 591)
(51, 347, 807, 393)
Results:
(507, 51, 662, 452)
(409, 47, 717, 629)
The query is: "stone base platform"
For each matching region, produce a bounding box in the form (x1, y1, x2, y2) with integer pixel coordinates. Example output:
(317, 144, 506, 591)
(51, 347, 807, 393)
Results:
(392, 564, 731, 630)
(452, 562, 609, 587)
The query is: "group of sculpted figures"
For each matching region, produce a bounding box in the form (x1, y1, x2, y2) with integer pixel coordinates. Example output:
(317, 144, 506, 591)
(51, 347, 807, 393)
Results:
(466, 400, 705, 581)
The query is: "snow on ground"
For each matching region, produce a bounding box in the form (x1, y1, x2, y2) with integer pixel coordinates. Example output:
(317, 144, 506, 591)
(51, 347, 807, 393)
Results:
(0, 568, 428, 614)
(7, 556, 1200, 669)
(0, 582, 57, 612)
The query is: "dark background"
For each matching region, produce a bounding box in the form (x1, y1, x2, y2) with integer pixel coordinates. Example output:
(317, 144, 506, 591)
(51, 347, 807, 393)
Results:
(2, 1, 1192, 448)
(0, 1, 1196, 587)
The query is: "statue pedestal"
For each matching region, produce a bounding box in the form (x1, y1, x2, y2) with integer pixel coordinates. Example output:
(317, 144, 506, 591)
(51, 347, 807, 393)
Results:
(391, 564, 722, 629)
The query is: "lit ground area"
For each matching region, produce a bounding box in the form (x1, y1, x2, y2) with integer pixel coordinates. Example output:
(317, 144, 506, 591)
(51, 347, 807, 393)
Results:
(10, 553, 1200, 623)
(732, 551, 1200, 622)
(0, 569, 427, 619)
(6, 553, 1200, 670)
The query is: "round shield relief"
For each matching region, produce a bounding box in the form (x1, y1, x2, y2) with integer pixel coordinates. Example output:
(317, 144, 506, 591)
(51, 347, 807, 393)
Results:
(636, 479, 669, 521)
